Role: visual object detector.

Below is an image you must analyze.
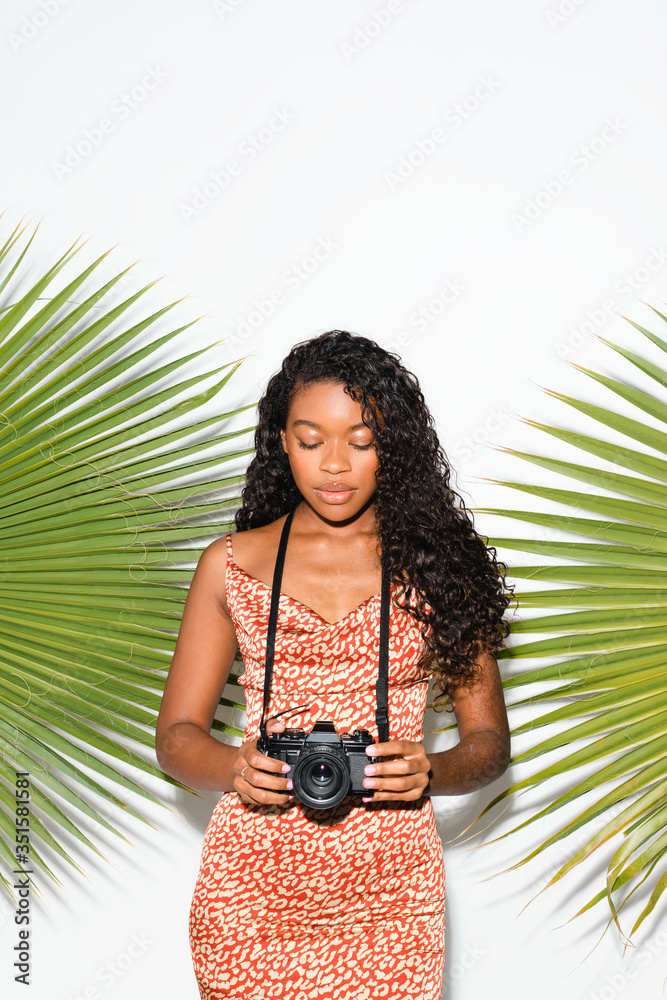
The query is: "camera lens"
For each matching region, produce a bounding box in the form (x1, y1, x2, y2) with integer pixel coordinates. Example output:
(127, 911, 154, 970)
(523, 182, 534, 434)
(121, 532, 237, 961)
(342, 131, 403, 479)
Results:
(293, 751, 350, 809)
(312, 763, 334, 785)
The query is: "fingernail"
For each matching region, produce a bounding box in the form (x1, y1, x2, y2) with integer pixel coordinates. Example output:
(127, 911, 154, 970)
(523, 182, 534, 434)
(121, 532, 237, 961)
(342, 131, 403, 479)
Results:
(286, 780, 293, 790)
(281, 764, 291, 772)
(363, 779, 375, 788)
(362, 796, 373, 803)
(364, 765, 376, 775)
(365, 746, 376, 755)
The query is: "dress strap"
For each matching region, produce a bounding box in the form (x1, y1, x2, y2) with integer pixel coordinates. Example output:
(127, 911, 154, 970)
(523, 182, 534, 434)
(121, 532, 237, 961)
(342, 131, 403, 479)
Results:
(224, 533, 235, 612)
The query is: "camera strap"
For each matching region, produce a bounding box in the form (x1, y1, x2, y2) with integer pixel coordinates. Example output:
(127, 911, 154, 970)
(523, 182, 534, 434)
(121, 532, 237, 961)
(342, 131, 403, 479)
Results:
(259, 507, 391, 744)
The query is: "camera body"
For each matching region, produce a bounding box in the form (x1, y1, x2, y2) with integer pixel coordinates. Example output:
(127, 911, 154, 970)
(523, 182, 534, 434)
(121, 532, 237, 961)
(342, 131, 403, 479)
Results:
(258, 719, 379, 810)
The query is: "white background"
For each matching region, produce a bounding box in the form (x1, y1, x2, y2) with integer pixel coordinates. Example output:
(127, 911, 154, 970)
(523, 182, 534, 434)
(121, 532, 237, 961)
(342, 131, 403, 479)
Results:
(2, 0, 667, 997)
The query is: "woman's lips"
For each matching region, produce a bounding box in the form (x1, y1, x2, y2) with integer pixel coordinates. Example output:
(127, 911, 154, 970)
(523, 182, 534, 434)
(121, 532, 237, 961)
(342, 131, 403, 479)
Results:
(313, 487, 356, 504)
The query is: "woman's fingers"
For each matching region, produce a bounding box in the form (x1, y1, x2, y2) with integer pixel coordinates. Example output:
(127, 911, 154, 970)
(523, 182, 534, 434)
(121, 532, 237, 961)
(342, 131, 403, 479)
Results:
(237, 782, 290, 806)
(233, 735, 292, 804)
(239, 760, 291, 790)
(266, 718, 286, 734)
(364, 785, 426, 803)
(243, 745, 290, 775)
(234, 732, 431, 804)
(367, 739, 425, 760)
(361, 738, 431, 802)
(364, 741, 430, 776)
(236, 772, 292, 805)
(364, 773, 427, 791)
(365, 756, 426, 777)
(362, 770, 430, 802)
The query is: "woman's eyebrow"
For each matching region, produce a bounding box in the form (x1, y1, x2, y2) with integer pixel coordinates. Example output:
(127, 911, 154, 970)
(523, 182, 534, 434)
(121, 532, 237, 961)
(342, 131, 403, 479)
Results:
(292, 419, 367, 430)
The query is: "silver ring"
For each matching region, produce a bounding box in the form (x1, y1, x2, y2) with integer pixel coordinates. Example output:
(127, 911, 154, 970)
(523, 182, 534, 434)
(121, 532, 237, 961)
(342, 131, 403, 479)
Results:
(241, 765, 249, 781)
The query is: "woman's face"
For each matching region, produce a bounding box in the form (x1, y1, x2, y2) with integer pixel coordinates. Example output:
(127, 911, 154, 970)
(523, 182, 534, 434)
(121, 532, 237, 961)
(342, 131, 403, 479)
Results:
(280, 381, 379, 520)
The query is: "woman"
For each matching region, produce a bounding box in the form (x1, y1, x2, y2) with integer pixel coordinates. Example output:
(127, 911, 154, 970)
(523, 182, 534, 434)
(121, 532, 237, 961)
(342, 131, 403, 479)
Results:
(156, 329, 513, 1000)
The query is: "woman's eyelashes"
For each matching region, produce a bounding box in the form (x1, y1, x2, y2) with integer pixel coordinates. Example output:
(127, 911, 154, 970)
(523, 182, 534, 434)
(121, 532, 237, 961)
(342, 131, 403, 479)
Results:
(296, 440, 374, 451)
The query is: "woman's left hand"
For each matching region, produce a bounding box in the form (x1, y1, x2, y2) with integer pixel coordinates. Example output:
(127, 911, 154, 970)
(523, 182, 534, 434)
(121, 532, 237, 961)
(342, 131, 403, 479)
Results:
(362, 739, 432, 803)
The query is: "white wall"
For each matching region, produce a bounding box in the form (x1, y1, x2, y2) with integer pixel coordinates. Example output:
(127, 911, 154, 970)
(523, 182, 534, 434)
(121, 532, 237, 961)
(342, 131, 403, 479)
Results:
(2, 0, 667, 997)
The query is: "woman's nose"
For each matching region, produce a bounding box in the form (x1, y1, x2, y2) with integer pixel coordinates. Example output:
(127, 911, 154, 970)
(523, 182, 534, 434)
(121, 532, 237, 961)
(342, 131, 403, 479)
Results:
(320, 441, 350, 473)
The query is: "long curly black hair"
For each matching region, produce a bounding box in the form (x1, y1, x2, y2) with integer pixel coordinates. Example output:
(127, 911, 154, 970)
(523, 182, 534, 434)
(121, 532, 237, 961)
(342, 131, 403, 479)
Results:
(236, 330, 515, 709)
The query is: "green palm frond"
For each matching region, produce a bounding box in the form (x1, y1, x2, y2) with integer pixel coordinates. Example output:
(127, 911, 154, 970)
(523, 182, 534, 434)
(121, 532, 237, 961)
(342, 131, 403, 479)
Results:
(0, 214, 251, 893)
(471, 307, 667, 939)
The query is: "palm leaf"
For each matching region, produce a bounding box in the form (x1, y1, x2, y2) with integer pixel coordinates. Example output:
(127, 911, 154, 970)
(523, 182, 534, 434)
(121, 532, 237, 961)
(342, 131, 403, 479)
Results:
(467, 306, 667, 939)
(0, 214, 251, 894)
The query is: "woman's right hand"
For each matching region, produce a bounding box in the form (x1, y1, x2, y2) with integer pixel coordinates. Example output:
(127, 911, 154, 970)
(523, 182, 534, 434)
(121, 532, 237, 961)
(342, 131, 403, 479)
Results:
(233, 719, 293, 805)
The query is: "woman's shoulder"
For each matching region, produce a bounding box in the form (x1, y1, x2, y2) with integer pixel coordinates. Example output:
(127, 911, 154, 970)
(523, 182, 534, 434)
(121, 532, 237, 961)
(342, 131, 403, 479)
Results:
(191, 518, 284, 619)
(199, 515, 281, 556)
(211, 514, 289, 582)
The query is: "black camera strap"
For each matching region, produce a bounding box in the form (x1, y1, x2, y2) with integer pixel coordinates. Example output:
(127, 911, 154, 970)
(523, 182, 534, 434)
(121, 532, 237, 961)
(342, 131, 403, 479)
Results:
(259, 508, 391, 744)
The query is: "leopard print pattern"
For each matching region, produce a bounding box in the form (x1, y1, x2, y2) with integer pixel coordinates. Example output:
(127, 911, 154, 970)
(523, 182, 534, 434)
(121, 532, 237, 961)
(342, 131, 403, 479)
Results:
(189, 534, 446, 1000)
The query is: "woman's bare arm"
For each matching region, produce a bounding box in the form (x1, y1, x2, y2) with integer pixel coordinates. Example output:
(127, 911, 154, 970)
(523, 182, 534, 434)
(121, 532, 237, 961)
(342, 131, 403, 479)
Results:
(426, 644, 510, 795)
(155, 537, 293, 800)
(155, 538, 241, 790)
(362, 643, 510, 802)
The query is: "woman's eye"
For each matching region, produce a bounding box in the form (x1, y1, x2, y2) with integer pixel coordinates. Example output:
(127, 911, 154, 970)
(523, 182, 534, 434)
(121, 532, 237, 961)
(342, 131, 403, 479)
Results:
(295, 440, 374, 451)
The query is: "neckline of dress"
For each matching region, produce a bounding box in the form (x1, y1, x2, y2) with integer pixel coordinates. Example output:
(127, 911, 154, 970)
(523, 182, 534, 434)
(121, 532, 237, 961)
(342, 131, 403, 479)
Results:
(227, 556, 383, 628)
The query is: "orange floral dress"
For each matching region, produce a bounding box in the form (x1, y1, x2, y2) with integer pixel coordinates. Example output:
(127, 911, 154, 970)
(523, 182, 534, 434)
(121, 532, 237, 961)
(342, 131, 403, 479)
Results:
(189, 533, 446, 1000)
